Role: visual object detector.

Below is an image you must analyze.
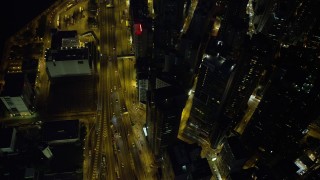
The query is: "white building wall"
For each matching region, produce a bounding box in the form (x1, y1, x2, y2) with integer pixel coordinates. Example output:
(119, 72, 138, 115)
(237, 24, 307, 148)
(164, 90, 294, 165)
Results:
(1, 96, 31, 116)
(46, 59, 91, 78)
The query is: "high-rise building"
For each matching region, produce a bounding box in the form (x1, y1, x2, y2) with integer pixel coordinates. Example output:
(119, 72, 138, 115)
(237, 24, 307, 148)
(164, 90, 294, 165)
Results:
(251, 0, 320, 45)
(241, 45, 320, 175)
(153, 0, 188, 50)
(129, 0, 153, 104)
(167, 139, 212, 179)
(146, 85, 187, 160)
(183, 52, 235, 144)
(0, 73, 36, 116)
(217, 0, 249, 49)
(214, 136, 248, 179)
(214, 33, 274, 138)
(132, 21, 153, 59)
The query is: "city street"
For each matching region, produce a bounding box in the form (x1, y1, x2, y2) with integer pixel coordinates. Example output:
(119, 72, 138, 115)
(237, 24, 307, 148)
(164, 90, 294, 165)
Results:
(88, 0, 157, 179)
(0, 0, 158, 179)
(3, 0, 320, 179)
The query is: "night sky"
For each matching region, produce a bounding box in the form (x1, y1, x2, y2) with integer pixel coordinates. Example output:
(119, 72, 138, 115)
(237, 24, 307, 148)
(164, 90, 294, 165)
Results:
(0, 0, 55, 61)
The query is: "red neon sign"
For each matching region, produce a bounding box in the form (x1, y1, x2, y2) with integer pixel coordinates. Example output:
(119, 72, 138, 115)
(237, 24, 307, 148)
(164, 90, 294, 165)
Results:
(134, 23, 143, 35)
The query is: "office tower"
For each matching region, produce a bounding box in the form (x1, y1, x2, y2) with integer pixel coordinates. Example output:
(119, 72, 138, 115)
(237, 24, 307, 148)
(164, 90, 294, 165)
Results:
(130, 0, 152, 59)
(146, 85, 187, 160)
(180, 0, 284, 151)
(183, 52, 235, 144)
(210, 33, 274, 143)
(1, 44, 39, 116)
(252, 0, 320, 45)
(241, 45, 320, 178)
(181, 0, 258, 148)
(147, 0, 218, 153)
(132, 21, 153, 59)
(217, 0, 249, 50)
(134, 28, 153, 103)
(152, 0, 189, 71)
(153, 0, 188, 50)
(212, 1, 320, 178)
(214, 135, 248, 179)
(130, 0, 153, 104)
(0, 73, 36, 116)
(176, 0, 217, 86)
(145, 0, 192, 160)
(167, 139, 212, 179)
(220, 35, 268, 120)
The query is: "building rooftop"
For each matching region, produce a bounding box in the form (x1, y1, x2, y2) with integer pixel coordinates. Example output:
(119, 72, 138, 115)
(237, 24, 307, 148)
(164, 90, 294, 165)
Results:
(46, 47, 89, 62)
(51, 30, 78, 49)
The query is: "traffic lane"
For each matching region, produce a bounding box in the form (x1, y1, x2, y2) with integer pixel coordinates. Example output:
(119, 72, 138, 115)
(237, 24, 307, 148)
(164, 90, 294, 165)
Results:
(111, 100, 135, 178)
(114, 135, 127, 173)
(105, 60, 118, 180)
(114, 132, 133, 180)
(130, 121, 156, 178)
(96, 1, 117, 180)
(129, 139, 145, 179)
